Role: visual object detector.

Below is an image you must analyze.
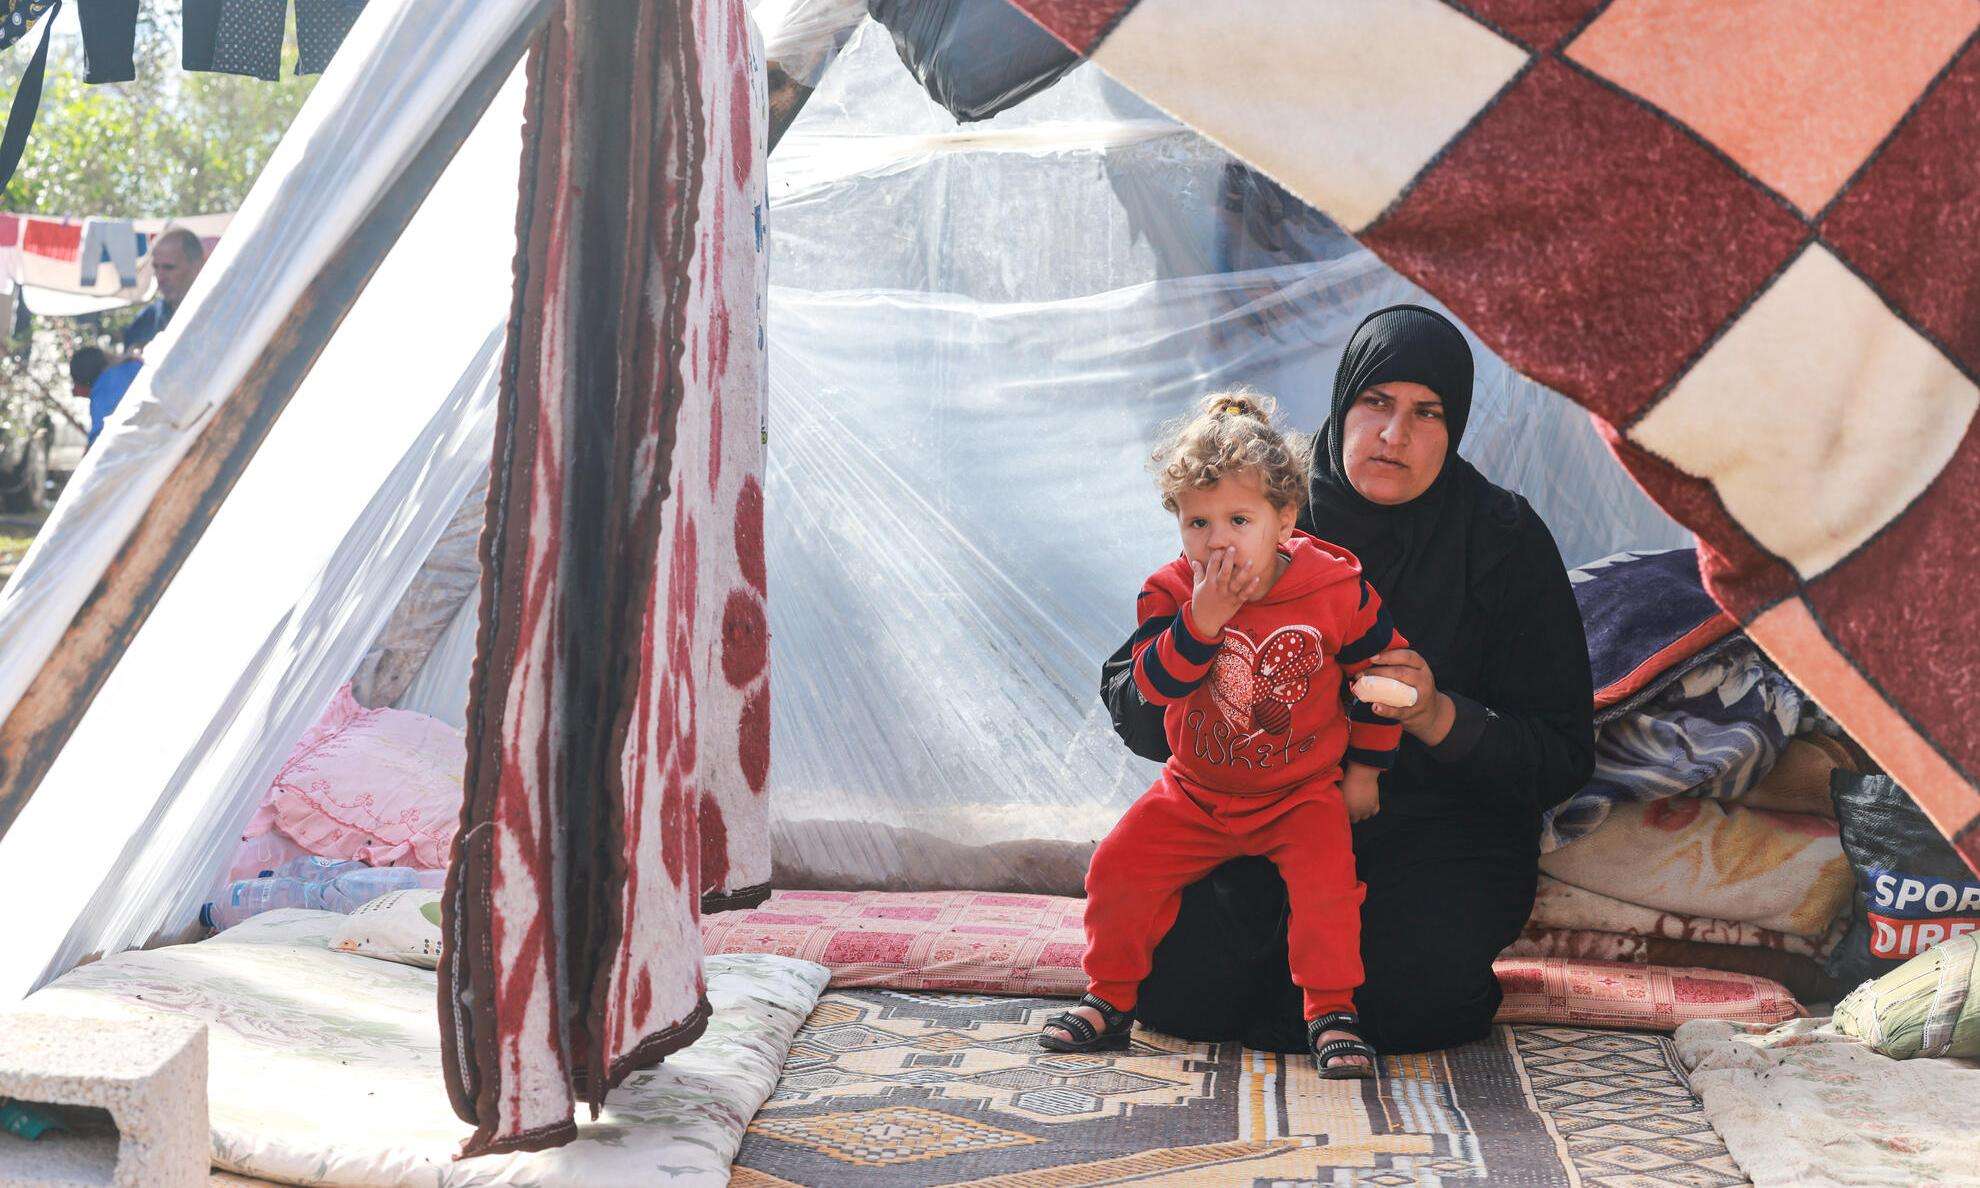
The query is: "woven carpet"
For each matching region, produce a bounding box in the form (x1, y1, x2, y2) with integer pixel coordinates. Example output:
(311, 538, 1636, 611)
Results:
(731, 990, 1746, 1186)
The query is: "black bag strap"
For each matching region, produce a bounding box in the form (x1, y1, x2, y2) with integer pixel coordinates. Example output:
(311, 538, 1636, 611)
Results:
(0, 0, 60, 192)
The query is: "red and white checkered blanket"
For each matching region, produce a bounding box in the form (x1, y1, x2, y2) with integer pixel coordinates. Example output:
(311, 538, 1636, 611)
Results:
(1009, 0, 1980, 873)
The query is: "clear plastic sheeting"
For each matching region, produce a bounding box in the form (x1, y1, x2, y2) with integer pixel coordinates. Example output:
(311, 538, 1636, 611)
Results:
(0, 0, 548, 739)
(396, 586, 482, 730)
(0, 64, 526, 997)
(754, 0, 866, 83)
(348, 475, 488, 710)
(37, 329, 502, 988)
(761, 21, 1689, 894)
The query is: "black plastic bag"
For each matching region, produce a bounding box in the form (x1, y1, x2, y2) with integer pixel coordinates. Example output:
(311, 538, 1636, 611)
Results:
(1827, 770, 1980, 990)
(867, 0, 1080, 123)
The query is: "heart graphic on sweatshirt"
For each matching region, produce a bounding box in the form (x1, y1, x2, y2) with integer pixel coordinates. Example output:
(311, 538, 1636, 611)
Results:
(1208, 625, 1325, 736)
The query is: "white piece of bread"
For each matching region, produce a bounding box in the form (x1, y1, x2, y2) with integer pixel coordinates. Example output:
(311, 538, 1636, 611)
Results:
(1351, 674, 1418, 708)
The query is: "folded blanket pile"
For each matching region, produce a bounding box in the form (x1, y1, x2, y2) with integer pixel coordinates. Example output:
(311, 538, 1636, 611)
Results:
(1507, 876, 1847, 1004)
(1529, 550, 1862, 1000)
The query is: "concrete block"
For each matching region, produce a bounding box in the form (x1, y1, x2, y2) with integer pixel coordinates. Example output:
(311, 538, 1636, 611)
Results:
(0, 1012, 207, 1187)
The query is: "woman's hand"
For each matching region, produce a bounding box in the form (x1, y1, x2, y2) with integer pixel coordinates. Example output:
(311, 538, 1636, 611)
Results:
(1360, 648, 1456, 746)
(1187, 548, 1261, 636)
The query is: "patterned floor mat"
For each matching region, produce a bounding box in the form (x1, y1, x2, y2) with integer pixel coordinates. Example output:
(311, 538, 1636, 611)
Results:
(732, 990, 1747, 1186)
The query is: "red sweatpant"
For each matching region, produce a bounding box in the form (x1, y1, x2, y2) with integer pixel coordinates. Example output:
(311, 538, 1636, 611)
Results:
(1083, 773, 1364, 1021)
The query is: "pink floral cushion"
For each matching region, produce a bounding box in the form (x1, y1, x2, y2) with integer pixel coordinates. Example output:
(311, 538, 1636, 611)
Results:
(239, 684, 466, 870)
(1493, 956, 1802, 1032)
(700, 890, 1089, 996)
(703, 892, 1805, 1031)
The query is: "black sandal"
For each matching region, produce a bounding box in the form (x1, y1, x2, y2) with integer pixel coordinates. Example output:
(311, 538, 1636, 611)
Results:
(1039, 994, 1134, 1052)
(1308, 1011, 1378, 1080)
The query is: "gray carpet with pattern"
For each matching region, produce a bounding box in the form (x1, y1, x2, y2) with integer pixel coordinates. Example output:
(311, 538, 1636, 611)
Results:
(732, 989, 1745, 1186)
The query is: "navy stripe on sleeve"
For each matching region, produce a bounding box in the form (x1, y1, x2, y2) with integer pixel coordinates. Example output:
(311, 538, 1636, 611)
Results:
(1336, 605, 1395, 667)
(1168, 611, 1220, 665)
(1139, 645, 1195, 700)
(1128, 614, 1169, 648)
(1345, 745, 1398, 770)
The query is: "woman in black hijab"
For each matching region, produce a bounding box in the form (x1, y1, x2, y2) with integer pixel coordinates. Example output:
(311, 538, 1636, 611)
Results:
(1102, 304, 1595, 1054)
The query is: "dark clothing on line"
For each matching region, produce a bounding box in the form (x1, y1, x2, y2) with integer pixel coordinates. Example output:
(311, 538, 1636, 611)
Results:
(77, 0, 139, 84)
(183, 0, 367, 80)
(295, 0, 366, 74)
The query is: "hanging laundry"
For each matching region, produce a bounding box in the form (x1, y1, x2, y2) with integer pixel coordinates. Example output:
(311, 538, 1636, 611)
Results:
(210, 0, 283, 82)
(0, 0, 61, 192)
(183, 0, 369, 81)
(0, 0, 57, 52)
(19, 216, 77, 261)
(0, 210, 230, 313)
(295, 0, 365, 75)
(76, 0, 138, 83)
(181, 0, 219, 71)
(77, 217, 140, 287)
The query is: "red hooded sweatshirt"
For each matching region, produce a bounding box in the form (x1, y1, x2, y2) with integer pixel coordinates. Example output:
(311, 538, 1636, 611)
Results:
(1131, 531, 1406, 796)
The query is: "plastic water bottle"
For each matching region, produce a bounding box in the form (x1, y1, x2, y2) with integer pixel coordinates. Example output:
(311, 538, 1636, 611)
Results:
(203, 862, 451, 930)
(321, 866, 444, 914)
(273, 855, 366, 883)
(200, 876, 329, 930)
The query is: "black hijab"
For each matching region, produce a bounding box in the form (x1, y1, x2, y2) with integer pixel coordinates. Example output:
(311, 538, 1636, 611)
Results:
(1304, 304, 1521, 673)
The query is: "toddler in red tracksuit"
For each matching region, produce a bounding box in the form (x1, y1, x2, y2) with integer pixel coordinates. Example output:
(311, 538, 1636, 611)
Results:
(1039, 390, 1404, 1078)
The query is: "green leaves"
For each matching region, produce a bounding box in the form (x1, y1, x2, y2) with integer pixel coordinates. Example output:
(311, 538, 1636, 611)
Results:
(0, 0, 315, 217)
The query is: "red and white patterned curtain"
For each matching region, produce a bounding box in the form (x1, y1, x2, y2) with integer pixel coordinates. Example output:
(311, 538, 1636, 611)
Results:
(439, 0, 768, 1155)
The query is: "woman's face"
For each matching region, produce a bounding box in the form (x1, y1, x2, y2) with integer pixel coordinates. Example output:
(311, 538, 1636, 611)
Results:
(1341, 381, 1449, 505)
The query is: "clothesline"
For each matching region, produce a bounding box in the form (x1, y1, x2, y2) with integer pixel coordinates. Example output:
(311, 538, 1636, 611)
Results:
(0, 208, 229, 317)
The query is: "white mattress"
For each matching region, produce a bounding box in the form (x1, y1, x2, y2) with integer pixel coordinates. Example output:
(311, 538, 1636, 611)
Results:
(23, 910, 828, 1186)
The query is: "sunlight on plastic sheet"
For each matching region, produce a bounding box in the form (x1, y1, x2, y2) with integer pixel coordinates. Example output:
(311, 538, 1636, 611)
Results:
(0, 65, 526, 998)
(760, 23, 1690, 895)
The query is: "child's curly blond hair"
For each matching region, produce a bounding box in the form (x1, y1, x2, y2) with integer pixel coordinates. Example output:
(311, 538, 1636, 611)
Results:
(1150, 389, 1309, 514)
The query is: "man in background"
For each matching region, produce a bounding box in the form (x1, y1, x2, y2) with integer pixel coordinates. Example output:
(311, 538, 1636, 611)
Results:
(121, 226, 207, 353)
(70, 346, 143, 445)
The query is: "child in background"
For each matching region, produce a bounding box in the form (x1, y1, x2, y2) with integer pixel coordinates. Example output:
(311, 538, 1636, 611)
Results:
(1040, 390, 1405, 1078)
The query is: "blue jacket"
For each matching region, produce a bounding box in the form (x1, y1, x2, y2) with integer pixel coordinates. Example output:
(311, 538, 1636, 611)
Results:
(87, 359, 143, 444)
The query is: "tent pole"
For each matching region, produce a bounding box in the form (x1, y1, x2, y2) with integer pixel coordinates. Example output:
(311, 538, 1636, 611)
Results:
(764, 19, 854, 152)
(0, 8, 553, 844)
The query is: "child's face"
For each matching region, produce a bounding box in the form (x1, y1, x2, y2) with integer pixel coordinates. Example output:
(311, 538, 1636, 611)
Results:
(1173, 471, 1297, 576)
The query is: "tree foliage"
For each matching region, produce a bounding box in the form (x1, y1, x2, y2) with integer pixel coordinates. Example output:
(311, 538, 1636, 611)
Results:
(0, 0, 316, 466)
(0, 0, 315, 217)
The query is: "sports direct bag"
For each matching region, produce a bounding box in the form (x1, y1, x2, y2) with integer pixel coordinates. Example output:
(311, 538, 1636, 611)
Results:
(1828, 771, 1980, 990)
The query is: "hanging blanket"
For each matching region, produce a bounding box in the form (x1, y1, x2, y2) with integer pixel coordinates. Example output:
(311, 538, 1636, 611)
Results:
(1005, 0, 1980, 875)
(442, 0, 768, 1156)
